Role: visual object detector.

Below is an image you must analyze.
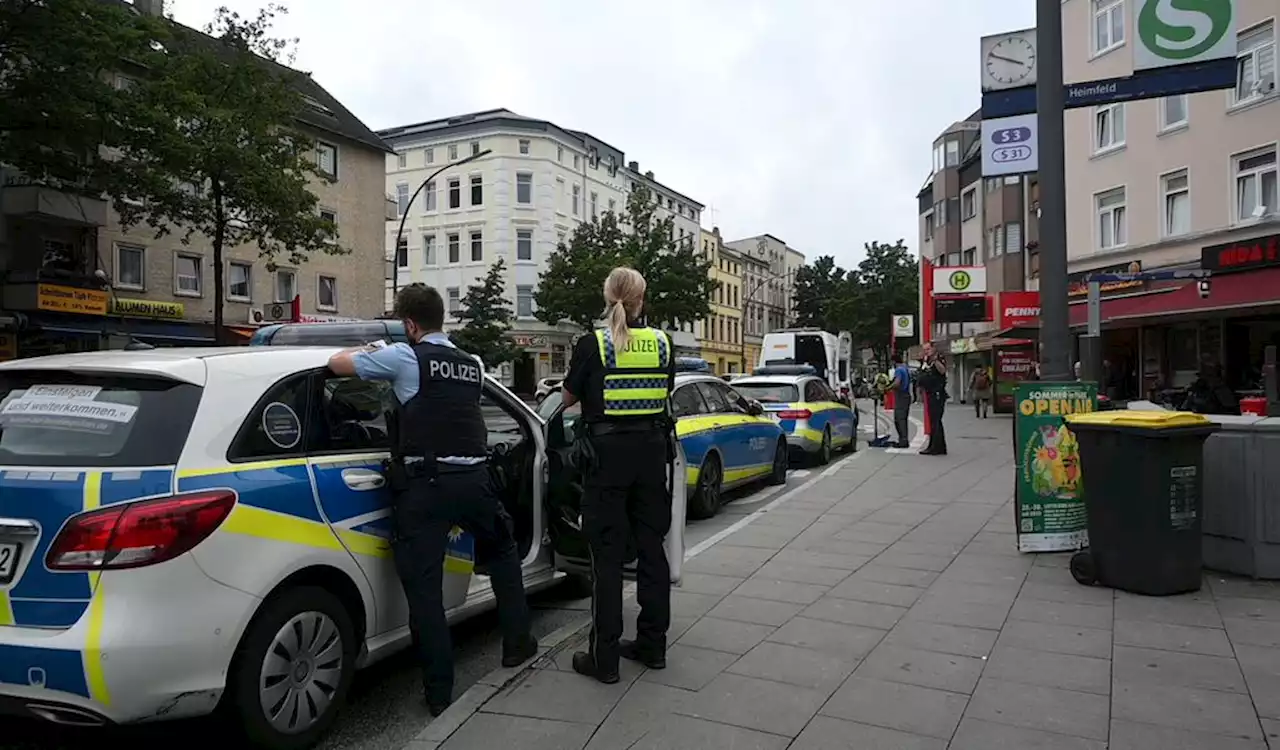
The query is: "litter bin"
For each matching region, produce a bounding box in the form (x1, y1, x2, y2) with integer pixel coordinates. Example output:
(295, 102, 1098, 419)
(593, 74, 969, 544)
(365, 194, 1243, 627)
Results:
(1063, 410, 1219, 595)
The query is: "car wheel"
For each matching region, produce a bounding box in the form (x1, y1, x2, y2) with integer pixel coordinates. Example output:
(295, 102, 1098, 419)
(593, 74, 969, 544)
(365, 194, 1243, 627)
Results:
(815, 428, 832, 466)
(768, 439, 788, 485)
(689, 453, 722, 520)
(229, 586, 357, 750)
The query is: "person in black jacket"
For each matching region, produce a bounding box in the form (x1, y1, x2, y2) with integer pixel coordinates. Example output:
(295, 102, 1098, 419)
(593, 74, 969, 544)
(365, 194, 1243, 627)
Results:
(918, 343, 948, 455)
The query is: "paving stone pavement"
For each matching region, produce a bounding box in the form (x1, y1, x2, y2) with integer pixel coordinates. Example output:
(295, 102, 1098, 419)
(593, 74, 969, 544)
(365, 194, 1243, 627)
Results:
(410, 407, 1280, 750)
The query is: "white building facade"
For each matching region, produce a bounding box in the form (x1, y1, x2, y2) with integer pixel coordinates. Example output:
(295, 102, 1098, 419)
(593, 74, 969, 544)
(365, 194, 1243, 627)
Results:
(378, 109, 702, 392)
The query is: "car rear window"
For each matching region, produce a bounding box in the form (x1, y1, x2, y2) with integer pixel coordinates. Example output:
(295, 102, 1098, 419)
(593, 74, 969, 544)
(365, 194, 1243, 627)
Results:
(732, 383, 799, 403)
(268, 323, 391, 346)
(0, 372, 201, 467)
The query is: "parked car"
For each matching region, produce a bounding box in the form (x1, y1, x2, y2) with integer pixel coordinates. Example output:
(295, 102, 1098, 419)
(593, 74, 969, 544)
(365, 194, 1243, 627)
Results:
(0, 347, 686, 749)
(732, 369, 858, 465)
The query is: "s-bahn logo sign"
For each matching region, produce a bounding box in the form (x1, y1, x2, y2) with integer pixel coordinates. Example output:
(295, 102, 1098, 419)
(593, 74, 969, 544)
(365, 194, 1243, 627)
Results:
(1134, 0, 1236, 71)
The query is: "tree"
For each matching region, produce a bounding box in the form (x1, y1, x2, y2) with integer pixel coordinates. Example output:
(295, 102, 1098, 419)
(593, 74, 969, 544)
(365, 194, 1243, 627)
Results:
(535, 185, 716, 331)
(113, 5, 340, 342)
(451, 259, 521, 368)
(791, 255, 846, 329)
(834, 240, 919, 363)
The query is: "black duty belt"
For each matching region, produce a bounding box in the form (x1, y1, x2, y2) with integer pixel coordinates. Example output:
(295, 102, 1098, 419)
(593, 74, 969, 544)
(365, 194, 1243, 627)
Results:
(587, 420, 664, 436)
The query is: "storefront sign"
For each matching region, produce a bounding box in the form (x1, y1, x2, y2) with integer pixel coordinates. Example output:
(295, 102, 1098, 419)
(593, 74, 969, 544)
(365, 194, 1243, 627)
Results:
(995, 347, 1037, 413)
(0, 332, 15, 362)
(1067, 261, 1143, 297)
(509, 334, 549, 349)
(1014, 382, 1097, 552)
(1201, 232, 1280, 272)
(37, 284, 109, 315)
(111, 297, 185, 320)
(999, 290, 1042, 329)
(932, 266, 988, 295)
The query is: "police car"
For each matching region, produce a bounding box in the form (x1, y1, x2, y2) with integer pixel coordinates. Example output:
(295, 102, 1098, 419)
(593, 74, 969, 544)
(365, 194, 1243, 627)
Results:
(0, 347, 686, 749)
(731, 366, 859, 465)
(539, 366, 787, 521)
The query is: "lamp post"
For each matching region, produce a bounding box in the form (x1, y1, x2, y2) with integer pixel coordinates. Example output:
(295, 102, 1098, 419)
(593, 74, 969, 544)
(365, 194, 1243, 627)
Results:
(1035, 0, 1070, 380)
(390, 148, 493, 299)
(739, 268, 798, 368)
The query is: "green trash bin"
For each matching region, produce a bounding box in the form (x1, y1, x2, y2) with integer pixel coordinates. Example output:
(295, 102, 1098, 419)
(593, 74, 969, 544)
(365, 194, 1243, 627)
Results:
(1064, 410, 1219, 596)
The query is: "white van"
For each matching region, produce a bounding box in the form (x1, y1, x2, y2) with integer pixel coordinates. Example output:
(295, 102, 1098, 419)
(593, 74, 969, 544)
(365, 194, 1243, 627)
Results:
(757, 329, 854, 400)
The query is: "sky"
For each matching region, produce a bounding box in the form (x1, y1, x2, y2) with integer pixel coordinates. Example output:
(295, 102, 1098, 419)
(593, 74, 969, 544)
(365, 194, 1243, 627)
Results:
(166, 0, 1036, 271)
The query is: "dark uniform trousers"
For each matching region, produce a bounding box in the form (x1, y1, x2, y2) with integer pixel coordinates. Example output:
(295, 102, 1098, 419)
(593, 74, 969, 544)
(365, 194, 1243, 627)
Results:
(583, 429, 671, 674)
(926, 389, 948, 453)
(391, 464, 530, 704)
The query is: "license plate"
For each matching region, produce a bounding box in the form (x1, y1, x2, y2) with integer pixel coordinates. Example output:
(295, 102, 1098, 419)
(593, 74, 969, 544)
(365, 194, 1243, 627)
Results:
(0, 541, 21, 584)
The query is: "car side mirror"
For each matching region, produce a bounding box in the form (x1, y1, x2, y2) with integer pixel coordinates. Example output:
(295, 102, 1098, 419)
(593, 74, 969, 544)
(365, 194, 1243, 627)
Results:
(747, 399, 764, 416)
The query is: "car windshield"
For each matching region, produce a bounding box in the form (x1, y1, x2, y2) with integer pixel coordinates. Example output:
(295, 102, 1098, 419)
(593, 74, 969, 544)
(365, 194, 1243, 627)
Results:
(0, 371, 202, 466)
(732, 382, 800, 403)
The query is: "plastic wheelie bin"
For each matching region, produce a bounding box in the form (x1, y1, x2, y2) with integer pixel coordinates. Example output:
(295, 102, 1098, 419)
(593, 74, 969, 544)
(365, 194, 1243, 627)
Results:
(1063, 410, 1219, 596)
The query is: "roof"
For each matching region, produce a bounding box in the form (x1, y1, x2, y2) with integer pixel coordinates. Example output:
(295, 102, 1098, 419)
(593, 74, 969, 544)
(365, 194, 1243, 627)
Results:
(377, 109, 623, 165)
(0, 346, 342, 386)
(674, 373, 724, 386)
(732, 374, 816, 385)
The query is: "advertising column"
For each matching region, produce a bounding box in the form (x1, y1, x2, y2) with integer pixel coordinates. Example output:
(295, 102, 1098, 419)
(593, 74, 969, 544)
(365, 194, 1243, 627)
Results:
(1014, 382, 1098, 552)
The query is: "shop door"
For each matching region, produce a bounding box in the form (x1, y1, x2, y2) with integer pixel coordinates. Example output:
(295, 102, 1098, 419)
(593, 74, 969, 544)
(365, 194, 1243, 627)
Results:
(513, 352, 536, 395)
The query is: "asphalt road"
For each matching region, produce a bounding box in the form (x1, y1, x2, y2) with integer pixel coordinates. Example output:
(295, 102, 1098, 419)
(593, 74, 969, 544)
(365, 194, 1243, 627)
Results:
(9, 406, 887, 750)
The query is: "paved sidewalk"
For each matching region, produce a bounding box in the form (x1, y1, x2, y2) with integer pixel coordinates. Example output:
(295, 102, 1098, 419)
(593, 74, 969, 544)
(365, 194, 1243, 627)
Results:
(413, 409, 1280, 749)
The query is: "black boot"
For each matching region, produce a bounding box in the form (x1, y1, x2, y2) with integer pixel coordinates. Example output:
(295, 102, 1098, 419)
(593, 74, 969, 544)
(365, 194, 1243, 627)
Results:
(502, 635, 539, 668)
(620, 639, 666, 670)
(572, 651, 620, 684)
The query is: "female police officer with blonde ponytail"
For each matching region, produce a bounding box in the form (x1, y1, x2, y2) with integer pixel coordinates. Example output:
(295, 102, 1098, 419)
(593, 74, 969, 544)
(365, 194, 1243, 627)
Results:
(561, 267, 677, 683)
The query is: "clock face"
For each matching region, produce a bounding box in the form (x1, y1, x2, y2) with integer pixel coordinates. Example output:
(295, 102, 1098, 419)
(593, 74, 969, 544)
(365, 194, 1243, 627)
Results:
(985, 35, 1036, 87)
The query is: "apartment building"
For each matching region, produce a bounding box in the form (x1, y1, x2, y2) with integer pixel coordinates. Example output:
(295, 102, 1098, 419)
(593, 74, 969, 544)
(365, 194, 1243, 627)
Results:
(377, 109, 703, 393)
(724, 233, 803, 335)
(1061, 0, 1278, 397)
(0, 1, 391, 360)
(698, 227, 744, 374)
(740, 244, 770, 368)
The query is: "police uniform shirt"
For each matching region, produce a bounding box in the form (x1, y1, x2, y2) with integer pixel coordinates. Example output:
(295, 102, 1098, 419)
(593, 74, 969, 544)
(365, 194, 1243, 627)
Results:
(564, 327, 676, 423)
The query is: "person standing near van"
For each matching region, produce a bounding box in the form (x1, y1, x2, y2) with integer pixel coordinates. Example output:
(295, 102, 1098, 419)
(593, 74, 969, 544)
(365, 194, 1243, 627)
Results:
(969, 365, 992, 418)
(327, 284, 537, 716)
(562, 267, 677, 684)
(888, 352, 912, 448)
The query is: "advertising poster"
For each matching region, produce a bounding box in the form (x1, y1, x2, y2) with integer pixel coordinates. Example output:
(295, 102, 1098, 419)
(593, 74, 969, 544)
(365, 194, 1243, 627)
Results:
(994, 347, 1036, 413)
(1014, 382, 1098, 553)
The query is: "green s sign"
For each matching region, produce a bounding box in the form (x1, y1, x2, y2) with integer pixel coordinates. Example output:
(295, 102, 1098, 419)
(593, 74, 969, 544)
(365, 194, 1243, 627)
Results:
(1134, 0, 1236, 70)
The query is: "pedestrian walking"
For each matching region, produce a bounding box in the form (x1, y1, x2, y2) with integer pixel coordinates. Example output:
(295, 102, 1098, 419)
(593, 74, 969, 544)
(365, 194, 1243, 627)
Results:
(327, 284, 536, 716)
(918, 343, 948, 455)
(888, 353, 912, 447)
(562, 267, 677, 684)
(969, 365, 992, 418)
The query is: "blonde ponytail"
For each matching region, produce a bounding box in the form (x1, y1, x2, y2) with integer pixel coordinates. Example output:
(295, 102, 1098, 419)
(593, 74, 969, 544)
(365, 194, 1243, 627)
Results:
(602, 267, 647, 351)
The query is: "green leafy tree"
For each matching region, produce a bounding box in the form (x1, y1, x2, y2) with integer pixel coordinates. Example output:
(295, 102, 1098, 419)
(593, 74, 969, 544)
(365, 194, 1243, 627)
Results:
(791, 255, 846, 330)
(451, 259, 521, 367)
(112, 5, 340, 342)
(535, 185, 716, 331)
(833, 240, 919, 362)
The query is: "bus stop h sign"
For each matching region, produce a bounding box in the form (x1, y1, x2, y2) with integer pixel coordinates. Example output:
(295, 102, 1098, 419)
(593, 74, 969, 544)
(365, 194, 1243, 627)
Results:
(1133, 0, 1236, 71)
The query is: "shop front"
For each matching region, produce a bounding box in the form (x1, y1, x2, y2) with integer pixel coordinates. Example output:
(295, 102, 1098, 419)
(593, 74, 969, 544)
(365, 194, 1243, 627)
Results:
(505, 331, 572, 396)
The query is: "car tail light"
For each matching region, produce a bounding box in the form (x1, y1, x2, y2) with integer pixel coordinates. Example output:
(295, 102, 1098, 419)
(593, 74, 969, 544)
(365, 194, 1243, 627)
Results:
(46, 490, 237, 571)
(777, 409, 813, 420)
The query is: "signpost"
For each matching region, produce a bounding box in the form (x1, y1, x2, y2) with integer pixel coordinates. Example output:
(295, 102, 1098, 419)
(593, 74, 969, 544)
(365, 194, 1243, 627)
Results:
(1014, 381, 1098, 552)
(980, 113, 1039, 177)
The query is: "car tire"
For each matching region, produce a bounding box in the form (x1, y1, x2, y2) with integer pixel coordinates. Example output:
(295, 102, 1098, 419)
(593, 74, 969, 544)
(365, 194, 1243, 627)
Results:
(768, 439, 788, 486)
(689, 453, 722, 520)
(229, 586, 357, 750)
(814, 428, 832, 466)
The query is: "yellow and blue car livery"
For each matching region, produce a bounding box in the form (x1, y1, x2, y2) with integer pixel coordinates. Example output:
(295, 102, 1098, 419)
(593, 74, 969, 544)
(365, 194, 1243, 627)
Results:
(733, 373, 857, 462)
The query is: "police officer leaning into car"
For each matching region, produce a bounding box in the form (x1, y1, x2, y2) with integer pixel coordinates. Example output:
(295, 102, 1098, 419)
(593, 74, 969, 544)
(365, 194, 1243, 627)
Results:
(327, 283, 537, 715)
(562, 267, 677, 684)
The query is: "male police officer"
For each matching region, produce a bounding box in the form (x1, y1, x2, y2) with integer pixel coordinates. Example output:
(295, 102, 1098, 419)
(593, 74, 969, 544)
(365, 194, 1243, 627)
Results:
(327, 284, 536, 715)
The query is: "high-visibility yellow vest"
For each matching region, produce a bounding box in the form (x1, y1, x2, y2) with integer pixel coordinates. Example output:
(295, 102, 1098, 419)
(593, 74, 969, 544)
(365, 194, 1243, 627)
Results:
(594, 327, 671, 417)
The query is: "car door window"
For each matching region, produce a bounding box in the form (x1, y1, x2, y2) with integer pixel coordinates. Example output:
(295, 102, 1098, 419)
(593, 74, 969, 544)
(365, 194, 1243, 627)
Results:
(310, 376, 393, 454)
(816, 381, 837, 402)
(230, 374, 312, 461)
(714, 382, 749, 413)
(671, 384, 709, 419)
(695, 382, 732, 413)
(804, 380, 824, 403)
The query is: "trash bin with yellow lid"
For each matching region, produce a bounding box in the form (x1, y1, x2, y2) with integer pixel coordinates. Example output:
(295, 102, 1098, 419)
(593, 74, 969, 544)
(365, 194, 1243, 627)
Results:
(1063, 410, 1219, 595)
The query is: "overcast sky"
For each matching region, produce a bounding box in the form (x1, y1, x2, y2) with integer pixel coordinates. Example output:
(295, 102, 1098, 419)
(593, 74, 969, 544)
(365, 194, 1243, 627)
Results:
(167, 0, 1035, 270)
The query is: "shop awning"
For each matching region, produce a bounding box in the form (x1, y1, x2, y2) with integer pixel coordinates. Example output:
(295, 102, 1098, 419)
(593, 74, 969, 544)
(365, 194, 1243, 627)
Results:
(1067, 266, 1280, 326)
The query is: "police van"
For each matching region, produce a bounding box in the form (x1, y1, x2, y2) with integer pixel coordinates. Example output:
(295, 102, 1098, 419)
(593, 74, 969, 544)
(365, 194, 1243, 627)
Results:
(0, 347, 687, 748)
(757, 328, 854, 402)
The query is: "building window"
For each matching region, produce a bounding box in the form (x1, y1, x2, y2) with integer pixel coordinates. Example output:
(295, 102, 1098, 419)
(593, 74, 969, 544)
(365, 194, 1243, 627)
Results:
(470, 231, 483, 262)
(115, 244, 144, 290)
(556, 231, 565, 247)
(608, 198, 616, 213)
(448, 178, 461, 209)
(1161, 169, 1191, 237)
(1093, 103, 1125, 153)
(1092, 0, 1124, 55)
(447, 233, 460, 263)
(425, 147, 434, 164)
(516, 285, 534, 318)
(516, 173, 533, 204)
(573, 154, 580, 170)
(590, 191, 598, 219)
(1095, 187, 1127, 249)
(274, 269, 296, 303)
(447, 287, 460, 314)
(1233, 145, 1278, 222)
(448, 144, 459, 161)
(396, 182, 409, 216)
(963, 248, 976, 265)
(572, 184, 581, 215)
(961, 188, 976, 220)
(422, 234, 436, 265)
(397, 152, 407, 169)
(470, 175, 483, 206)
(317, 275, 337, 310)
(315, 142, 337, 179)
(395, 236, 408, 268)
(557, 146, 564, 163)
(319, 208, 337, 244)
(424, 180, 437, 212)
(1005, 222, 1023, 254)
(1159, 95, 1188, 132)
(1234, 21, 1276, 107)
(174, 253, 202, 296)
(516, 229, 533, 261)
(470, 141, 480, 156)
(228, 261, 251, 301)
(518, 139, 530, 155)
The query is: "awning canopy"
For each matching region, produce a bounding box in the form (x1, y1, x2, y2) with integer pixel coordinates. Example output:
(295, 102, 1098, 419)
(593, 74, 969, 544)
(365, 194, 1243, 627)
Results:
(1067, 266, 1280, 327)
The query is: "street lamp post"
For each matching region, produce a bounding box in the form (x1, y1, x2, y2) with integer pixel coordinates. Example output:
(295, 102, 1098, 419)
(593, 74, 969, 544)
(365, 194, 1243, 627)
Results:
(739, 268, 797, 368)
(389, 148, 493, 299)
(1036, 0, 1070, 381)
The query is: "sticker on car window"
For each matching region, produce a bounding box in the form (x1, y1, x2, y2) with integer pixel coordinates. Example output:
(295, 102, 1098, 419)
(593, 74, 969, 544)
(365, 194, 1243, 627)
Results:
(262, 402, 302, 449)
(1, 392, 138, 425)
(22, 385, 103, 401)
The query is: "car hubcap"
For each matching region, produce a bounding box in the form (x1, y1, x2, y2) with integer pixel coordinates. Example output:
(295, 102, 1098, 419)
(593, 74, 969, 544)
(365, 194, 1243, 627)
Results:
(775, 444, 786, 475)
(703, 462, 721, 505)
(259, 611, 344, 735)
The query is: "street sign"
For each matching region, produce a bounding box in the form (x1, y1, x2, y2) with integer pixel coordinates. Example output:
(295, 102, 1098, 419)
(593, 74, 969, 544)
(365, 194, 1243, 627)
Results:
(892, 314, 914, 338)
(980, 114, 1039, 176)
(934, 297, 989, 324)
(1133, 0, 1236, 71)
(932, 266, 988, 295)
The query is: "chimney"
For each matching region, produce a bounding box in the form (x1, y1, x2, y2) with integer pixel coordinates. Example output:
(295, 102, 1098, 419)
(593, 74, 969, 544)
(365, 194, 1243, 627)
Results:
(628, 161, 639, 172)
(134, 0, 165, 16)
(644, 170, 654, 180)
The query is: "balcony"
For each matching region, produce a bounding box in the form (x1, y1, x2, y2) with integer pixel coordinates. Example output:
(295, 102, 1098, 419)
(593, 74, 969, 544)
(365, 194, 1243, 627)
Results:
(1, 176, 107, 227)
